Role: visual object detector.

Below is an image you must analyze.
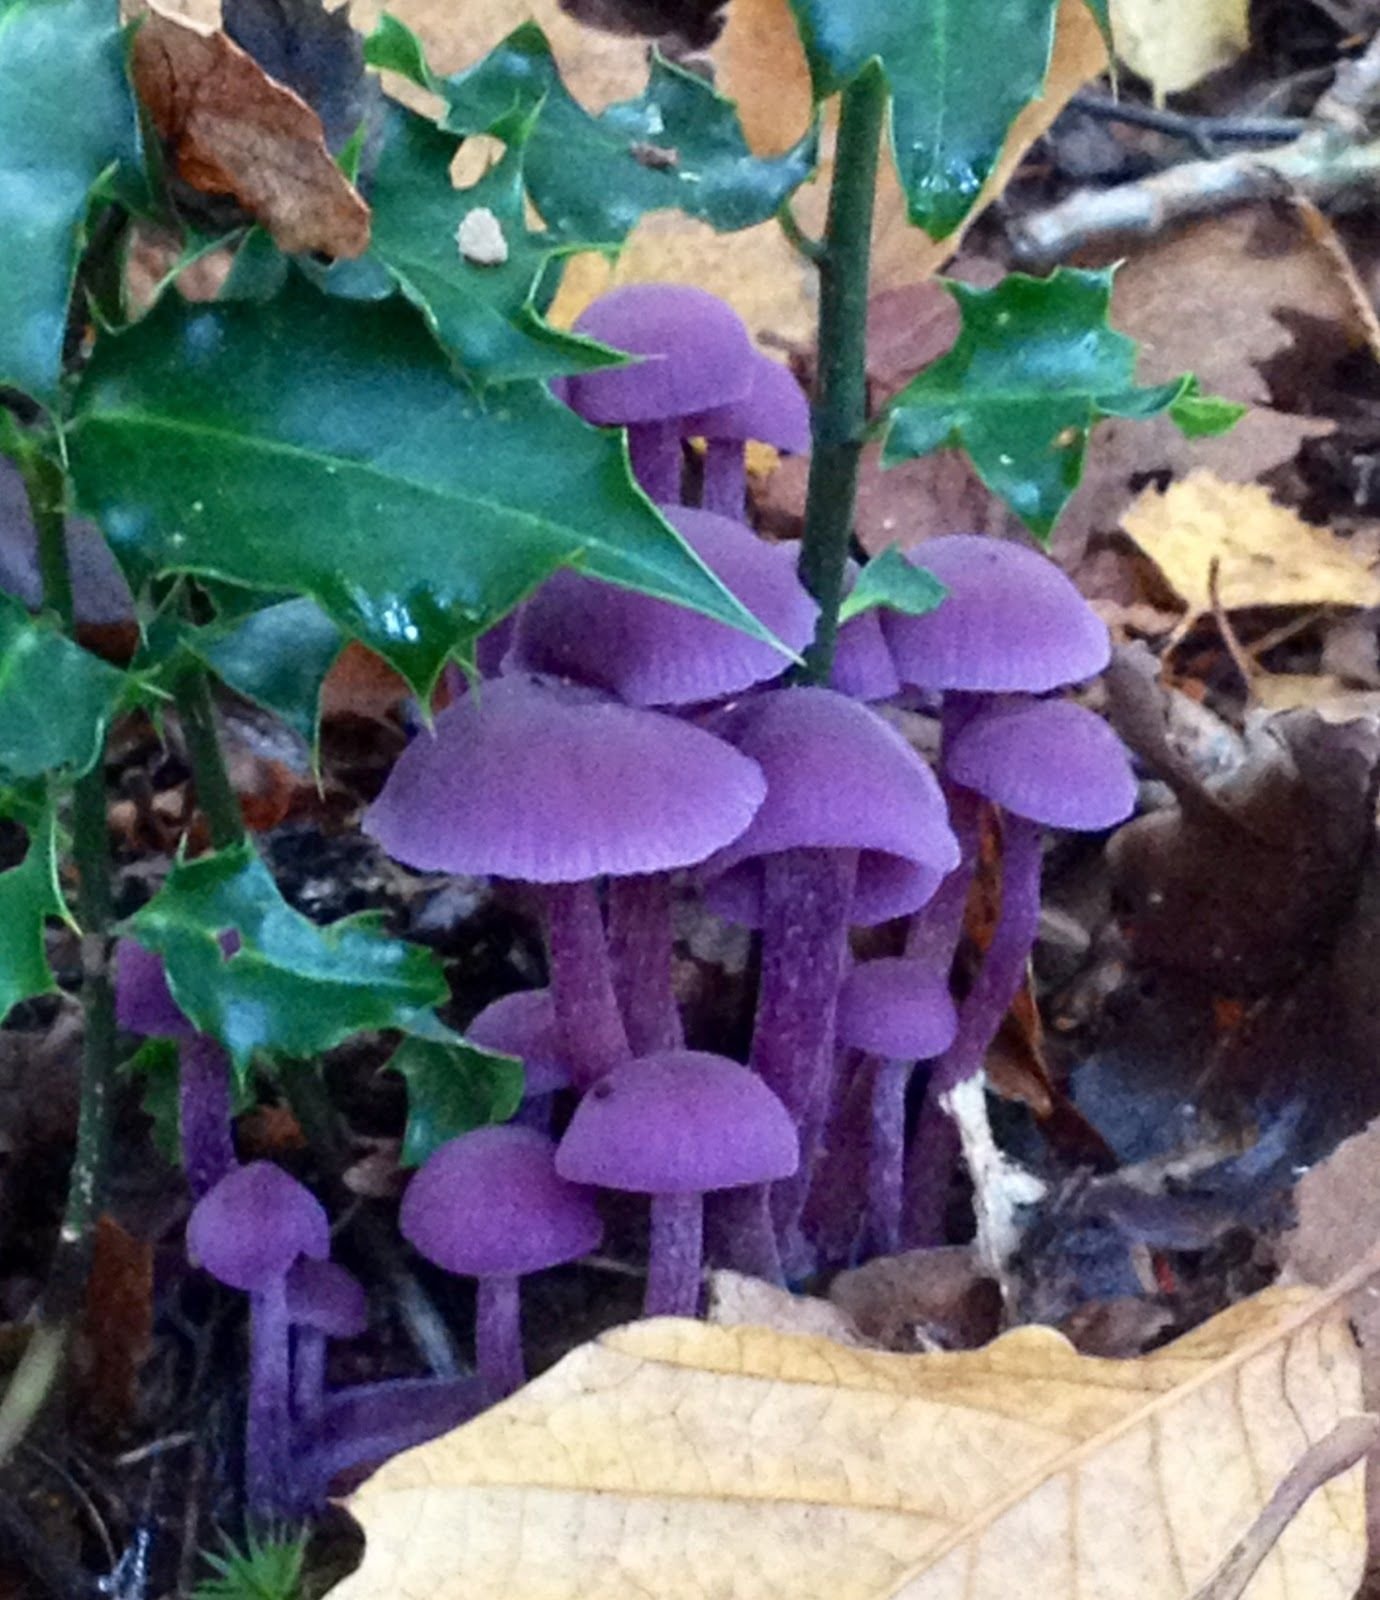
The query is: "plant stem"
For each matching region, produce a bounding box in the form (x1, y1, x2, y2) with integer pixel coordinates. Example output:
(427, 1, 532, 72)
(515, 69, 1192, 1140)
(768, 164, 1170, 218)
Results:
(173, 665, 242, 850)
(796, 65, 886, 684)
(20, 451, 73, 625)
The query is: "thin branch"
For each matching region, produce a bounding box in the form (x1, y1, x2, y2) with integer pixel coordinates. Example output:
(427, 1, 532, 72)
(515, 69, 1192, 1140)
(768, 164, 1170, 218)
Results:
(1069, 92, 1304, 153)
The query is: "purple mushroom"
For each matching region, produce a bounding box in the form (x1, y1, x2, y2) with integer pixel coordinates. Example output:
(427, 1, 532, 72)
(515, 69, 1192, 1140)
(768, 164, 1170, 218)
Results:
(556, 1050, 797, 1316)
(835, 958, 957, 1256)
(905, 699, 1135, 1245)
(285, 1257, 368, 1456)
(116, 940, 237, 1199)
(400, 1125, 602, 1399)
(465, 988, 572, 1127)
(562, 285, 756, 502)
(678, 352, 811, 519)
(186, 1162, 330, 1519)
(366, 677, 765, 1088)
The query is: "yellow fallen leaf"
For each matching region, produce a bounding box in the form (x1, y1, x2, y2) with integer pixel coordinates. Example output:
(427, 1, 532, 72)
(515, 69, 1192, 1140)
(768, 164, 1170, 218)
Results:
(336, 1280, 1368, 1599)
(1122, 472, 1380, 619)
(1110, 0, 1250, 99)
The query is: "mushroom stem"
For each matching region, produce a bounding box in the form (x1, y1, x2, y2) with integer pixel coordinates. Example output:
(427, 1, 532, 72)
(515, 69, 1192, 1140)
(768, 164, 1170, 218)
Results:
(293, 1327, 326, 1438)
(902, 1092, 960, 1248)
(699, 441, 747, 520)
(904, 783, 980, 971)
(627, 420, 683, 503)
(904, 813, 1043, 1246)
(646, 1191, 704, 1317)
(867, 1058, 910, 1256)
(750, 847, 858, 1259)
(179, 1034, 237, 1200)
(303, 1376, 485, 1502)
(475, 1275, 525, 1400)
(707, 1182, 784, 1284)
(542, 880, 631, 1090)
(607, 874, 683, 1056)
(246, 1276, 294, 1520)
(800, 1051, 873, 1269)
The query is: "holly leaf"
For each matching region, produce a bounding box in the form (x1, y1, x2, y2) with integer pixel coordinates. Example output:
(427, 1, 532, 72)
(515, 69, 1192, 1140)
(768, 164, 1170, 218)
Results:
(121, 1033, 254, 1163)
(387, 1034, 525, 1168)
(119, 843, 449, 1078)
(0, 0, 138, 402)
(67, 276, 774, 697)
(0, 807, 65, 1025)
(427, 19, 816, 243)
(839, 546, 946, 623)
(787, 0, 1069, 238)
(881, 268, 1231, 539)
(1168, 377, 1247, 440)
(364, 100, 622, 383)
(0, 595, 127, 780)
(191, 596, 344, 749)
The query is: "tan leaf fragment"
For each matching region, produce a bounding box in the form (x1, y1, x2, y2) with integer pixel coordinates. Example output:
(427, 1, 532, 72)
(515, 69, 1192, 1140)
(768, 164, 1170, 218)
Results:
(338, 1279, 1370, 1600)
(1110, 0, 1250, 98)
(1122, 472, 1380, 620)
(131, 5, 371, 258)
(707, 1271, 867, 1345)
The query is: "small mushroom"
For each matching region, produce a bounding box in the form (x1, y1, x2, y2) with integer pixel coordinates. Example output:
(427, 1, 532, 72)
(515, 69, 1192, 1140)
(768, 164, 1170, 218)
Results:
(465, 988, 571, 1128)
(556, 1050, 797, 1317)
(284, 1257, 368, 1456)
(678, 352, 810, 520)
(400, 1125, 602, 1399)
(186, 1162, 330, 1519)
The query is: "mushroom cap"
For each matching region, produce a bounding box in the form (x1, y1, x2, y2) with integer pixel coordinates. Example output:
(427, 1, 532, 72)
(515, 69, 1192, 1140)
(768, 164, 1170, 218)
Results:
(679, 352, 811, 453)
(505, 508, 818, 707)
(882, 535, 1110, 693)
(466, 989, 571, 1098)
(829, 585, 902, 702)
(186, 1162, 330, 1292)
(400, 1125, 602, 1278)
(835, 958, 959, 1058)
(699, 687, 958, 926)
(555, 1050, 798, 1195)
(945, 698, 1137, 829)
(116, 940, 196, 1040)
(563, 286, 755, 424)
(0, 459, 134, 624)
(286, 1257, 368, 1338)
(365, 677, 767, 883)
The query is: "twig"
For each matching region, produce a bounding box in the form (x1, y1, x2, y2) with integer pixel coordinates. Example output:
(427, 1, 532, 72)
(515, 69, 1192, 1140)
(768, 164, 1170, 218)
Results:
(1207, 556, 1259, 706)
(1287, 188, 1380, 362)
(1069, 93, 1304, 153)
(1312, 26, 1380, 135)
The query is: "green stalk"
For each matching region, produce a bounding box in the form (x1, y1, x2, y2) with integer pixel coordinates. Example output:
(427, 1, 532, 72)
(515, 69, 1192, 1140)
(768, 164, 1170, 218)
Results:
(173, 664, 243, 850)
(796, 64, 887, 685)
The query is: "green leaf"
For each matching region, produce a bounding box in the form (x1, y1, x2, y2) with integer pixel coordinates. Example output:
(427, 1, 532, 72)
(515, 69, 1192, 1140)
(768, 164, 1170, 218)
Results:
(1168, 376, 1247, 440)
(121, 1037, 183, 1163)
(67, 276, 775, 696)
(388, 1034, 524, 1167)
(0, 0, 138, 401)
(839, 545, 946, 623)
(120, 843, 449, 1077)
(786, 0, 1058, 238)
(192, 597, 344, 749)
(0, 595, 126, 779)
(0, 808, 64, 1024)
(365, 101, 623, 382)
(882, 269, 1231, 539)
(438, 20, 816, 243)
(363, 11, 438, 92)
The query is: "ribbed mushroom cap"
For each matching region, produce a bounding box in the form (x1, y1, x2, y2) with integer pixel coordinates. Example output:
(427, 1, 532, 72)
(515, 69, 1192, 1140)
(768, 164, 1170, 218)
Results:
(286, 1258, 368, 1338)
(505, 508, 817, 707)
(466, 989, 571, 1097)
(187, 1162, 329, 1292)
(400, 1126, 602, 1278)
(563, 286, 755, 424)
(116, 940, 196, 1040)
(365, 677, 767, 883)
(836, 958, 958, 1058)
(946, 698, 1136, 830)
(882, 535, 1110, 693)
(830, 609, 902, 702)
(555, 1051, 797, 1195)
(699, 687, 958, 926)
(679, 353, 810, 453)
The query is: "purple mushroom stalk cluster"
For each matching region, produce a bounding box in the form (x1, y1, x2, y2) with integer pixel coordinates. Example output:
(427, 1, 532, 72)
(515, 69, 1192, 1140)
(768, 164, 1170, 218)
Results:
(120, 283, 1138, 1523)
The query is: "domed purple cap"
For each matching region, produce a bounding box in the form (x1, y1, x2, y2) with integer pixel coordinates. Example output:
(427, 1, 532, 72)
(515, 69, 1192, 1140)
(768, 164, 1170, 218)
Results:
(829, 562, 902, 701)
(116, 940, 197, 1040)
(286, 1258, 368, 1337)
(400, 1125, 602, 1277)
(836, 958, 958, 1058)
(882, 535, 1110, 693)
(679, 353, 810, 453)
(555, 1051, 797, 1195)
(700, 687, 959, 926)
(946, 699, 1136, 829)
(563, 286, 755, 424)
(505, 508, 818, 707)
(186, 1162, 329, 1292)
(365, 677, 767, 882)
(466, 989, 570, 1097)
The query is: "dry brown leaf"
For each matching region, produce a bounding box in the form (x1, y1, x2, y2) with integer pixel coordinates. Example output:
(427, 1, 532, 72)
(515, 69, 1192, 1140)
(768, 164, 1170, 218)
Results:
(338, 1281, 1369, 1600)
(131, 5, 370, 258)
(707, 1271, 867, 1345)
(72, 1216, 153, 1437)
(1122, 472, 1380, 619)
(1252, 675, 1380, 720)
(1109, 0, 1250, 99)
